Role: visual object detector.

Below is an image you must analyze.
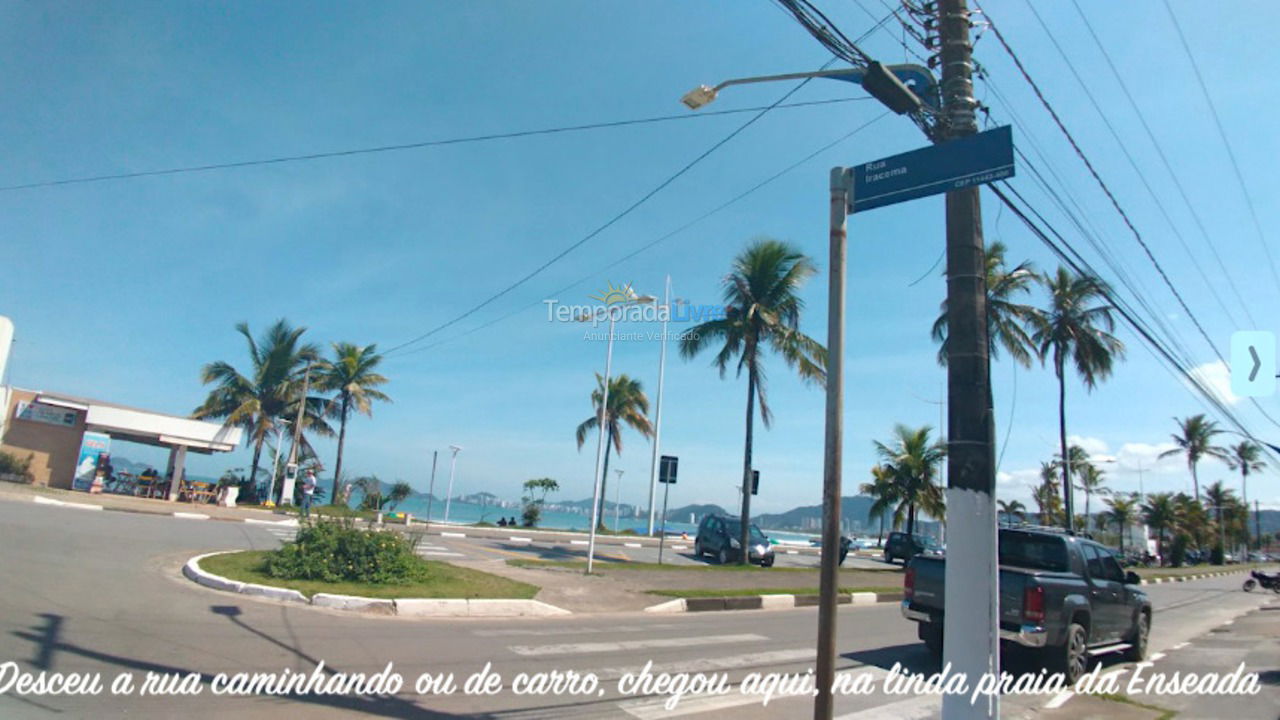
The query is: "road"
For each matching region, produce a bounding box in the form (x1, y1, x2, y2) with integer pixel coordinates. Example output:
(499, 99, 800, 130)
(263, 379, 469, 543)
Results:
(0, 499, 1274, 719)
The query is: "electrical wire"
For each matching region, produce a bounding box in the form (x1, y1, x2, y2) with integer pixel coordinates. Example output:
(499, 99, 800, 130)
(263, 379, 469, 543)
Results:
(0, 97, 872, 193)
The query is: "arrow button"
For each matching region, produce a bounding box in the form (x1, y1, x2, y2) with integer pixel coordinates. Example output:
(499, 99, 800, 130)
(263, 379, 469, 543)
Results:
(1231, 331, 1276, 397)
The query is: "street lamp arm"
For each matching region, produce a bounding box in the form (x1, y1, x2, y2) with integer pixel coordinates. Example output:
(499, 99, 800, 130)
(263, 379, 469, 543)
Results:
(713, 68, 865, 92)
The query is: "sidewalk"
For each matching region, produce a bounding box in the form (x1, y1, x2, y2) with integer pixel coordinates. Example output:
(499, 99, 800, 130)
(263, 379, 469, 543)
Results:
(0, 481, 292, 522)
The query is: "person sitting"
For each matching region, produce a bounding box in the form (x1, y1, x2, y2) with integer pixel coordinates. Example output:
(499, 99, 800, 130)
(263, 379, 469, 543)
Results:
(509, 516, 518, 527)
(497, 517, 507, 527)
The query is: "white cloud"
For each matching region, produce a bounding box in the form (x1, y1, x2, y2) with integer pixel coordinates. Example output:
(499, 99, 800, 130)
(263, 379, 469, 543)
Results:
(1187, 360, 1240, 407)
(1067, 435, 1110, 456)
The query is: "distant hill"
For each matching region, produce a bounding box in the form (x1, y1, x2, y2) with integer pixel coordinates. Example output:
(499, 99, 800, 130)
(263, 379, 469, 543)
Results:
(663, 504, 729, 524)
(755, 495, 879, 533)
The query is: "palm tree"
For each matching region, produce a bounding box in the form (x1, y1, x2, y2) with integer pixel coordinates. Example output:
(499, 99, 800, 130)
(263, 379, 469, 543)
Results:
(872, 425, 947, 536)
(315, 342, 391, 504)
(574, 373, 653, 529)
(385, 481, 413, 512)
(932, 241, 1040, 367)
(1142, 492, 1177, 566)
(1226, 441, 1265, 546)
(1202, 481, 1236, 562)
(680, 238, 826, 562)
(194, 320, 320, 492)
(1030, 267, 1125, 532)
(997, 499, 1026, 526)
(1160, 414, 1228, 500)
(861, 464, 900, 543)
(1075, 463, 1109, 533)
(1102, 494, 1138, 555)
(1173, 492, 1211, 555)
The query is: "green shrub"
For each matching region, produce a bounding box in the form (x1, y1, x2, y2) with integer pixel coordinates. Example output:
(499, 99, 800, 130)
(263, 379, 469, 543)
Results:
(264, 518, 426, 585)
(521, 502, 541, 528)
(1170, 533, 1189, 567)
(0, 451, 33, 483)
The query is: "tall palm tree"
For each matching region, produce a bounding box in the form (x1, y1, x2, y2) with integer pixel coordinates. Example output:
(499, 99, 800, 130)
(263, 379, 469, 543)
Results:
(1141, 492, 1177, 566)
(680, 238, 826, 562)
(1202, 481, 1236, 561)
(1160, 414, 1228, 501)
(997, 499, 1026, 526)
(1102, 494, 1138, 555)
(1226, 441, 1265, 546)
(315, 342, 391, 504)
(1030, 267, 1125, 532)
(931, 241, 1040, 367)
(1172, 492, 1211, 553)
(574, 373, 653, 529)
(194, 320, 320, 491)
(872, 425, 947, 536)
(861, 464, 900, 543)
(1031, 475, 1063, 527)
(1075, 463, 1109, 533)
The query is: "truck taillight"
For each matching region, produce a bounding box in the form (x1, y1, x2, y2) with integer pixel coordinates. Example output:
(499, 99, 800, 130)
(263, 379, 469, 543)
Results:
(1023, 585, 1045, 623)
(904, 566, 915, 601)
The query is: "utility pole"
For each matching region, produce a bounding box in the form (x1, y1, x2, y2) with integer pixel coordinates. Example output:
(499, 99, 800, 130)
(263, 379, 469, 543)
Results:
(646, 275, 672, 536)
(813, 166, 848, 720)
(937, 1, 999, 718)
(424, 450, 438, 532)
(444, 445, 462, 523)
(282, 360, 312, 505)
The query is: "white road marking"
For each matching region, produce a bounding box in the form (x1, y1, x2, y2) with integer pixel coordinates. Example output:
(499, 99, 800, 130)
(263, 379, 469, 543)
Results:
(618, 689, 781, 719)
(441, 531, 466, 538)
(509, 536, 532, 543)
(598, 648, 816, 680)
(625, 542, 643, 548)
(474, 623, 685, 638)
(173, 512, 209, 520)
(1043, 691, 1074, 709)
(1171, 641, 1189, 650)
(570, 540, 589, 545)
(1149, 652, 1165, 661)
(834, 694, 940, 720)
(508, 633, 766, 657)
(671, 545, 687, 550)
(786, 550, 799, 555)
(244, 518, 298, 526)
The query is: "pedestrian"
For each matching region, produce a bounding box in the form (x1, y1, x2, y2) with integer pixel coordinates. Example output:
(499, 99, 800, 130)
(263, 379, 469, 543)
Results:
(839, 536, 852, 566)
(497, 517, 507, 527)
(301, 469, 316, 519)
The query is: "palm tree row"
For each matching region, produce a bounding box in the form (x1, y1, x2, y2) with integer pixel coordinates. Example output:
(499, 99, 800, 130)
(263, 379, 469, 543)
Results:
(861, 425, 947, 536)
(195, 319, 391, 504)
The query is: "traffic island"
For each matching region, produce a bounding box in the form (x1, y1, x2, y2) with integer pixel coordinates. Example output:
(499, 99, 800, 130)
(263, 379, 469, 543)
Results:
(184, 551, 568, 617)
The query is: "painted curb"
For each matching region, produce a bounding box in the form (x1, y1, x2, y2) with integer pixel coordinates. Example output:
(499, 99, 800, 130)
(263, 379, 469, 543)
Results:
(33, 495, 103, 511)
(643, 591, 903, 613)
(183, 553, 571, 617)
(244, 518, 299, 527)
(174, 512, 209, 520)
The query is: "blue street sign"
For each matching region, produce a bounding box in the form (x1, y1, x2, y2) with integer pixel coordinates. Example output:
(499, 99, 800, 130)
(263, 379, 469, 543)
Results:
(848, 125, 1015, 214)
(826, 63, 940, 111)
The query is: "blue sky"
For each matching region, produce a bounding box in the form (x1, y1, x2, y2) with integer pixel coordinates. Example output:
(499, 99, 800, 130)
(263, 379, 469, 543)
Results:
(3, 1, 1279, 515)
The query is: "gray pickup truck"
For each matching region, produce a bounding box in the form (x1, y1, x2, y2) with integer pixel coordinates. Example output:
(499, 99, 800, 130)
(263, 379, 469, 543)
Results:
(900, 527, 1151, 684)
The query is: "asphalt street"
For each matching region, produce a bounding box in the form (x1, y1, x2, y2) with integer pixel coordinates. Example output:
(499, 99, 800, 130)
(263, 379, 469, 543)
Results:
(1, 499, 1275, 719)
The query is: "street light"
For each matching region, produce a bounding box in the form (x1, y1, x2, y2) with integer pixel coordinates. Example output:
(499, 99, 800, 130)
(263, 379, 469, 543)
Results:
(645, 275, 673, 536)
(443, 445, 462, 523)
(269, 419, 290, 502)
(584, 291, 656, 574)
(614, 468, 625, 530)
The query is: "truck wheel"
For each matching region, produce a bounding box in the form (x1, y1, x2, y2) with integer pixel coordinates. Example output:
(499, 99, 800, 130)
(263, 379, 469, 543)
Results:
(694, 540, 704, 558)
(922, 625, 943, 659)
(1049, 623, 1090, 685)
(1123, 612, 1149, 662)
(883, 551, 893, 565)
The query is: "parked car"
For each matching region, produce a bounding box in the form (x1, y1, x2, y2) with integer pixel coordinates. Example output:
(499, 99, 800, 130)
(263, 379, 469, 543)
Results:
(694, 515, 775, 567)
(901, 527, 1151, 684)
(882, 531, 941, 565)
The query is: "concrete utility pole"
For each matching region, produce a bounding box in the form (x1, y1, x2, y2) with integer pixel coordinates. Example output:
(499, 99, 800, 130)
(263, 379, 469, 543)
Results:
(936, 1, 999, 718)
(282, 360, 313, 505)
(645, 275, 672, 536)
(424, 450, 438, 531)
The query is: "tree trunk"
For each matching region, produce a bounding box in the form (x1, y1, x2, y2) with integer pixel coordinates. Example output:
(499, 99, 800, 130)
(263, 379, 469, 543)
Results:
(597, 427, 614, 530)
(1118, 519, 1125, 555)
(1056, 352, 1073, 531)
(877, 513, 884, 544)
(738, 365, 757, 565)
(906, 503, 916, 536)
(249, 429, 265, 501)
(1189, 460, 1199, 501)
(332, 394, 349, 506)
(1084, 490, 1090, 533)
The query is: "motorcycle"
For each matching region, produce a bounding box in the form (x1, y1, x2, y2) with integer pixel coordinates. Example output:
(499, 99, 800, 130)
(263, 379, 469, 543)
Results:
(1242, 570, 1280, 593)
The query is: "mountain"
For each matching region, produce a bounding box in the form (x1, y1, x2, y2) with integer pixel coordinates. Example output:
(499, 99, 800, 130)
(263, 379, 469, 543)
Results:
(663, 504, 729, 524)
(754, 495, 879, 533)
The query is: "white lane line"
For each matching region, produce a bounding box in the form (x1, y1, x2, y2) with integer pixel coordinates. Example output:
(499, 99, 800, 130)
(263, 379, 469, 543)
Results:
(618, 690, 780, 719)
(420, 551, 465, 557)
(1149, 652, 1166, 661)
(570, 540, 589, 545)
(509, 536, 532, 543)
(475, 623, 686, 638)
(244, 518, 298, 526)
(625, 542, 643, 548)
(671, 545, 687, 550)
(786, 550, 799, 555)
(834, 694, 940, 720)
(34, 496, 103, 511)
(441, 531, 466, 538)
(1043, 690, 1074, 709)
(508, 633, 766, 657)
(1171, 641, 1189, 650)
(598, 648, 816, 680)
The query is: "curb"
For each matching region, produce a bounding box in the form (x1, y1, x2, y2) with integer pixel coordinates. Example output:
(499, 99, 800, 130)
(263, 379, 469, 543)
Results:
(1138, 568, 1251, 585)
(183, 552, 571, 617)
(643, 591, 904, 613)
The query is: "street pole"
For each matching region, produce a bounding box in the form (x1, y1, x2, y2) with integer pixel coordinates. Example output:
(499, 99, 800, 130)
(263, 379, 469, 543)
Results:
(937, 2, 999, 718)
(586, 309, 618, 574)
(813, 166, 848, 720)
(658, 473, 672, 565)
(444, 445, 461, 523)
(282, 360, 312, 505)
(270, 422, 286, 503)
(614, 468, 624, 530)
(424, 450, 438, 532)
(646, 275, 672, 536)
(1255, 500, 1262, 553)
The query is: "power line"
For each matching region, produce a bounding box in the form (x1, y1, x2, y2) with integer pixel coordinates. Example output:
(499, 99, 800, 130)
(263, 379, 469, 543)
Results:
(388, 111, 892, 360)
(1161, 0, 1280, 294)
(1018, 0, 1247, 330)
(381, 58, 844, 357)
(1069, 0, 1260, 327)
(973, 0, 1228, 372)
(0, 97, 871, 192)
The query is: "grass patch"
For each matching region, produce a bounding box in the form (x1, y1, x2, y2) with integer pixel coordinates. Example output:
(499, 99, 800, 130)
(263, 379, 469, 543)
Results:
(201, 550, 538, 600)
(505, 558, 901, 573)
(648, 586, 900, 598)
(1092, 693, 1176, 720)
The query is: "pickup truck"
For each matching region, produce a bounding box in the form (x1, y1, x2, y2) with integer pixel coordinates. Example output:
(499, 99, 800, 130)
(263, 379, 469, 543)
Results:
(900, 527, 1151, 684)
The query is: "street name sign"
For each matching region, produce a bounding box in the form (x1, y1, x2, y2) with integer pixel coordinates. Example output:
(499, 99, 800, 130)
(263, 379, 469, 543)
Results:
(848, 125, 1014, 214)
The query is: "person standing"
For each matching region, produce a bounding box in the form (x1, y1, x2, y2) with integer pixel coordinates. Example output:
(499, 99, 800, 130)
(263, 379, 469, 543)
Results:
(301, 469, 316, 519)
